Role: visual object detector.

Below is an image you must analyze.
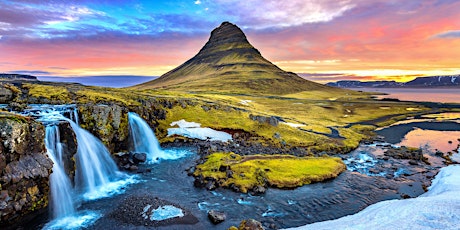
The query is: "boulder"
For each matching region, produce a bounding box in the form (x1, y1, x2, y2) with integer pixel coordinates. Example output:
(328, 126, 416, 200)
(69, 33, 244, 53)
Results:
(238, 219, 265, 230)
(207, 210, 226, 224)
(132, 152, 147, 164)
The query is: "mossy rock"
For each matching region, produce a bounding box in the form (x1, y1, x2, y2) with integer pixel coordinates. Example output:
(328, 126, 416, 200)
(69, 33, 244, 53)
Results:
(194, 152, 346, 193)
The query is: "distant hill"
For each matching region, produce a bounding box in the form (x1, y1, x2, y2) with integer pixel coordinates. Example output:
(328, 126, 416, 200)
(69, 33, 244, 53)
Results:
(327, 75, 460, 88)
(134, 22, 336, 95)
(0, 73, 38, 81)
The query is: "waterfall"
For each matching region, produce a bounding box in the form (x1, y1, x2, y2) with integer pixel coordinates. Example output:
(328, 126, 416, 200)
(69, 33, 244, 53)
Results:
(45, 125, 76, 219)
(128, 112, 165, 162)
(66, 120, 121, 197)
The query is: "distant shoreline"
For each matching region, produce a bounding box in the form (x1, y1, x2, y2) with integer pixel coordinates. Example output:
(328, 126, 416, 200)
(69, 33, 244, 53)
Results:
(37, 76, 158, 88)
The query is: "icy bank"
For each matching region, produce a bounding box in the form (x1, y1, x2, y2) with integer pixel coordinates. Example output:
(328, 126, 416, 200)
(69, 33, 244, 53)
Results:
(167, 119, 232, 142)
(286, 165, 460, 230)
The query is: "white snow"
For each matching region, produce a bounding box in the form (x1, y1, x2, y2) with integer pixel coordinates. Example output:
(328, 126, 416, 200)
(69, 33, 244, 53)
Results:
(170, 119, 201, 128)
(240, 100, 253, 106)
(451, 148, 460, 163)
(285, 165, 460, 230)
(168, 119, 232, 142)
(282, 122, 305, 128)
(149, 205, 184, 221)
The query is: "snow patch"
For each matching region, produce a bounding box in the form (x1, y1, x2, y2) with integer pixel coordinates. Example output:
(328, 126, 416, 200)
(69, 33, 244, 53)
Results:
(240, 100, 253, 106)
(284, 165, 460, 230)
(141, 205, 184, 221)
(168, 119, 232, 142)
(282, 122, 305, 128)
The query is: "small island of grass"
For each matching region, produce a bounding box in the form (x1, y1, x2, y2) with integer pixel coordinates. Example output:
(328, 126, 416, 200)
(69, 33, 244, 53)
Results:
(193, 152, 346, 193)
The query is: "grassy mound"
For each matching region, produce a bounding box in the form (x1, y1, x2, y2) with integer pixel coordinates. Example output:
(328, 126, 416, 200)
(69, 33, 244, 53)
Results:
(194, 152, 346, 193)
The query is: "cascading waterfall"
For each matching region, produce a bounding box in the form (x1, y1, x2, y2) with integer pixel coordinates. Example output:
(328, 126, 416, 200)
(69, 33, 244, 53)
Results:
(20, 104, 136, 228)
(66, 119, 122, 197)
(45, 125, 76, 219)
(128, 112, 165, 162)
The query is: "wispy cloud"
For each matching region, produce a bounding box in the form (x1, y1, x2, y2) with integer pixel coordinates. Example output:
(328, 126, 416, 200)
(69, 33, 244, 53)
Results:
(206, 0, 355, 28)
(8, 70, 53, 75)
(433, 30, 460, 38)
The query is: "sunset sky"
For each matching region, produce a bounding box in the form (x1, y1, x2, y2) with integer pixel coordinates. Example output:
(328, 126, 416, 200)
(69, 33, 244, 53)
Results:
(1, 0, 459, 83)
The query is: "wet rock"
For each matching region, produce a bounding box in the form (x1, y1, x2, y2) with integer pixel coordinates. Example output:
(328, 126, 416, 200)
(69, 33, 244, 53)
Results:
(238, 219, 265, 230)
(133, 152, 147, 164)
(207, 210, 226, 224)
(250, 185, 267, 195)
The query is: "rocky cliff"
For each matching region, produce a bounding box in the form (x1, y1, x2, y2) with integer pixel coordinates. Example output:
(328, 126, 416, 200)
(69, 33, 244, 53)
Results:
(0, 115, 52, 226)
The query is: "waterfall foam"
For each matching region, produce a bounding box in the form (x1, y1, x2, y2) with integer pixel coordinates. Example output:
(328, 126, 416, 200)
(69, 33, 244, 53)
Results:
(128, 112, 165, 162)
(128, 112, 191, 162)
(45, 125, 76, 219)
(21, 104, 137, 228)
(66, 120, 124, 198)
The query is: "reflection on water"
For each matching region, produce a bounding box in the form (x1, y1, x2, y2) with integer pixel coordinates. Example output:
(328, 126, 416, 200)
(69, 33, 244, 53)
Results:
(398, 129, 460, 153)
(350, 88, 460, 103)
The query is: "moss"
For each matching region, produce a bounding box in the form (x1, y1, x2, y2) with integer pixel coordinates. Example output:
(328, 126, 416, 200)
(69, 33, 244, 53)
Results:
(24, 83, 71, 102)
(75, 89, 140, 106)
(194, 152, 346, 193)
(0, 112, 29, 123)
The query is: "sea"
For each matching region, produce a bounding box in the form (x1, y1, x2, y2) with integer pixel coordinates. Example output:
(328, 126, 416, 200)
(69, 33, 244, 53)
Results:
(350, 87, 460, 103)
(38, 76, 157, 88)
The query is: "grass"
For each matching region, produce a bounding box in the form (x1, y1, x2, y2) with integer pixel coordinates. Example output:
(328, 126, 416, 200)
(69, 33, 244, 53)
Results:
(24, 83, 71, 102)
(194, 152, 346, 193)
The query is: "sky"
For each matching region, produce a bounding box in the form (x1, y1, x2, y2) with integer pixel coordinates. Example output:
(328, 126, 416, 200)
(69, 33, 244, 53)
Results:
(1, 0, 459, 83)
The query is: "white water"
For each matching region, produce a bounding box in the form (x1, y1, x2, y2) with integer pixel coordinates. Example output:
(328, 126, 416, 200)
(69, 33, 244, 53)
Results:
(66, 120, 126, 199)
(19, 104, 137, 228)
(128, 112, 191, 163)
(128, 112, 164, 162)
(45, 125, 76, 219)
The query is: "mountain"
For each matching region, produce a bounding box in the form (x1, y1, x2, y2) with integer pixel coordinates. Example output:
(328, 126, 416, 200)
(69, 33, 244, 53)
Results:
(405, 75, 459, 87)
(326, 80, 404, 88)
(134, 22, 333, 95)
(0, 74, 38, 81)
(327, 75, 460, 88)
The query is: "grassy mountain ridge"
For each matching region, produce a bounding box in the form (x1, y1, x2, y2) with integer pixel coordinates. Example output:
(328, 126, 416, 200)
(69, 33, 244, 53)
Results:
(134, 22, 337, 95)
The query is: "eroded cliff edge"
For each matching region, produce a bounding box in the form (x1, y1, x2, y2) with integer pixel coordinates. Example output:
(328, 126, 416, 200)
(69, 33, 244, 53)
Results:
(0, 115, 52, 226)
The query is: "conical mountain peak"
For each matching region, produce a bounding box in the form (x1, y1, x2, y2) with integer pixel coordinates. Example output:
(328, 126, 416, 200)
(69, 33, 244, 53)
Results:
(135, 22, 333, 95)
(207, 21, 248, 44)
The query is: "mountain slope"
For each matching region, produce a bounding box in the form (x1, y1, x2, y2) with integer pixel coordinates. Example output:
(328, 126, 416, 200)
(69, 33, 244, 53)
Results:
(134, 22, 335, 95)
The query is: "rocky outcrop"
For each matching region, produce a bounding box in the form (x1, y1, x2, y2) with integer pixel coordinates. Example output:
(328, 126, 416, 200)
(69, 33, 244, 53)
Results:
(249, 114, 279, 126)
(78, 103, 129, 152)
(0, 116, 52, 226)
(207, 210, 226, 224)
(228, 219, 265, 230)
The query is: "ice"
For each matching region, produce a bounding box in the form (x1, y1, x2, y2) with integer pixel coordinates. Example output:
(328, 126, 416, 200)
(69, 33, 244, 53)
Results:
(168, 119, 232, 142)
(285, 165, 460, 230)
(149, 205, 184, 221)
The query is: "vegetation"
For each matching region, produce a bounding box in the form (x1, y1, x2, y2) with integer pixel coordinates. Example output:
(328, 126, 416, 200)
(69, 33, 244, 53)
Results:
(194, 152, 346, 193)
(24, 83, 71, 102)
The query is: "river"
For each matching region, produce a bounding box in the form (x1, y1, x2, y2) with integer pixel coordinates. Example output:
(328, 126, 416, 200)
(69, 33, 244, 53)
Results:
(25, 112, 460, 230)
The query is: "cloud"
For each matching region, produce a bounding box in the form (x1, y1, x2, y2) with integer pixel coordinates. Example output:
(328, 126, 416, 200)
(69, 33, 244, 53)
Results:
(8, 70, 53, 75)
(206, 0, 355, 28)
(433, 30, 460, 38)
(194, 0, 202, 5)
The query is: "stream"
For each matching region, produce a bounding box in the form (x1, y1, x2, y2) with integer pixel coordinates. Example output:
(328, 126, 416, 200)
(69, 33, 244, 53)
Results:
(19, 108, 460, 229)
